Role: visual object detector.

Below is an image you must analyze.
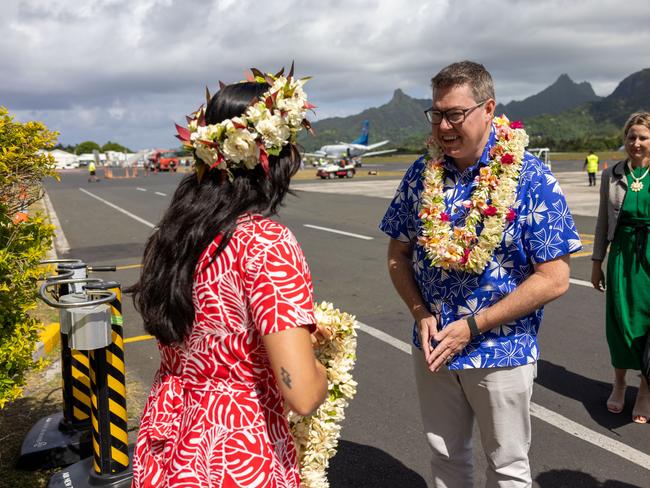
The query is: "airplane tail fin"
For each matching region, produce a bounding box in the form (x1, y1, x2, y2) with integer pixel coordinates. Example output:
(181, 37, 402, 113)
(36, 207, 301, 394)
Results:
(351, 120, 370, 146)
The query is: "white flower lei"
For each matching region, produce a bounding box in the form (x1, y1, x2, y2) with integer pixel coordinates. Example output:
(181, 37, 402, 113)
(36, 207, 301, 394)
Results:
(287, 301, 358, 488)
(418, 115, 529, 274)
(175, 66, 314, 180)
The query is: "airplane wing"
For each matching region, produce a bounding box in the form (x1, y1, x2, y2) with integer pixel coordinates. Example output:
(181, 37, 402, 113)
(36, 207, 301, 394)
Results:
(363, 149, 398, 157)
(366, 140, 390, 150)
(342, 140, 390, 151)
(303, 152, 339, 159)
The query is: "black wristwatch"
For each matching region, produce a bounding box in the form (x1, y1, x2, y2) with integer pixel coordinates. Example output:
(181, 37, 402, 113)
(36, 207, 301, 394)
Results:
(466, 315, 480, 339)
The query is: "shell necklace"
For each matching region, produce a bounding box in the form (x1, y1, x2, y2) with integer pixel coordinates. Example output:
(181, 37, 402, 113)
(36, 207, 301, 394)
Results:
(628, 160, 650, 192)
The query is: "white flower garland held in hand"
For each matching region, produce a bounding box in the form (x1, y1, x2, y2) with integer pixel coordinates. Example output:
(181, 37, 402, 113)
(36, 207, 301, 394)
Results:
(175, 65, 314, 181)
(287, 302, 358, 488)
(418, 115, 529, 274)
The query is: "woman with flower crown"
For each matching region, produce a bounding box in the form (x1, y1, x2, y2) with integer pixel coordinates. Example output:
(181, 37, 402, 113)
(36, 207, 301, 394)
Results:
(591, 111, 650, 424)
(127, 67, 328, 487)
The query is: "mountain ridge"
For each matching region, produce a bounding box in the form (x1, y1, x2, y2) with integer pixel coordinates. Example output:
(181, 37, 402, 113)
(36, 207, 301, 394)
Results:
(299, 68, 650, 151)
(495, 74, 601, 121)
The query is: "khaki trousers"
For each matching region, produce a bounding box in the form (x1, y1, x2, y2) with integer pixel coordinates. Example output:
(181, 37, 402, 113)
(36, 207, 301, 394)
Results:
(412, 347, 536, 488)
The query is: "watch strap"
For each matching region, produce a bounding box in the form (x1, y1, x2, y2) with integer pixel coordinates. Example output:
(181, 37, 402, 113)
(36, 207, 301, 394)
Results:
(466, 315, 480, 338)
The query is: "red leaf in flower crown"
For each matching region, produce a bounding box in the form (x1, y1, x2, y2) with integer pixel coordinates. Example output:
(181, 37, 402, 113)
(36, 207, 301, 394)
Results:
(232, 120, 247, 130)
(483, 205, 498, 216)
(506, 208, 517, 222)
(302, 119, 314, 135)
(501, 153, 514, 165)
(304, 102, 317, 110)
(460, 248, 471, 265)
(198, 138, 219, 150)
(218, 169, 228, 184)
(274, 66, 285, 78)
(209, 153, 224, 170)
(175, 123, 191, 142)
(258, 143, 270, 175)
(265, 95, 274, 110)
(440, 212, 451, 222)
(248, 69, 264, 81)
(197, 109, 206, 127)
(510, 120, 524, 129)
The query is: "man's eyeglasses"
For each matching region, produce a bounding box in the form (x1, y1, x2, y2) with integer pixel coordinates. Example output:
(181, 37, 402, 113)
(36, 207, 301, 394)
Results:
(424, 100, 487, 125)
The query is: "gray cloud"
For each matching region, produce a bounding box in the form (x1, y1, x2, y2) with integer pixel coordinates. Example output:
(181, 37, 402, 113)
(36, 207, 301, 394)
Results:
(2, 0, 649, 149)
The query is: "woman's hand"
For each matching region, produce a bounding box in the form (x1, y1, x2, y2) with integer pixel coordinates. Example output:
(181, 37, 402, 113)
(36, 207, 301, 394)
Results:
(591, 262, 605, 291)
(591, 260, 606, 292)
(311, 323, 333, 349)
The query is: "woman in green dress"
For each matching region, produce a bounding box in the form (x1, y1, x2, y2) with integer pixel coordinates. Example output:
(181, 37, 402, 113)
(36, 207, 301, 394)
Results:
(591, 112, 650, 424)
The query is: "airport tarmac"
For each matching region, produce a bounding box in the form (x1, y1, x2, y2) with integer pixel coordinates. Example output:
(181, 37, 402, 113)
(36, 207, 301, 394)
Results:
(39, 169, 649, 487)
(293, 170, 603, 217)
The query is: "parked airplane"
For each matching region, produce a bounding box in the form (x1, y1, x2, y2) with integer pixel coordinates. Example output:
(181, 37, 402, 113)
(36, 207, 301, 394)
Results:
(304, 120, 396, 163)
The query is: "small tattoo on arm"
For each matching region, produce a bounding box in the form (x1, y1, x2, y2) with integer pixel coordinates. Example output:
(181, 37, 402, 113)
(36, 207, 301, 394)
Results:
(280, 367, 292, 389)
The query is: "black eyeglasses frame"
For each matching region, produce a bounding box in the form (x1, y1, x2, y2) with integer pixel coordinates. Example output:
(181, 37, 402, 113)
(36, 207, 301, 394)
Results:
(424, 100, 488, 125)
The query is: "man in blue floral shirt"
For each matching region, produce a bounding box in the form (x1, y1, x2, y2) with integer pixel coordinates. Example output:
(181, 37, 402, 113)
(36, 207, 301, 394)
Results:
(379, 61, 581, 488)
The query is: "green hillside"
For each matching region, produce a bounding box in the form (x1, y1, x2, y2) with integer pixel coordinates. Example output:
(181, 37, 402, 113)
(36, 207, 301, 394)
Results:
(298, 89, 430, 151)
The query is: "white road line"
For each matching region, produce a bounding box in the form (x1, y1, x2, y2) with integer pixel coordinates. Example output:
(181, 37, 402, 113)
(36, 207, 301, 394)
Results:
(79, 188, 155, 228)
(154, 191, 167, 196)
(570, 277, 594, 288)
(303, 224, 373, 240)
(136, 187, 147, 192)
(357, 322, 411, 354)
(43, 190, 70, 255)
(355, 320, 650, 471)
(529, 403, 650, 469)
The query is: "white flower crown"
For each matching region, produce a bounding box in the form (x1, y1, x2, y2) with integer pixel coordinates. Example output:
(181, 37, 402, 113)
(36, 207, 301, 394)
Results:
(175, 64, 314, 181)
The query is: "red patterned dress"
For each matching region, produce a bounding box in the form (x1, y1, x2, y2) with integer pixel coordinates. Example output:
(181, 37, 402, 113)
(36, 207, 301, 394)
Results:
(132, 216, 316, 487)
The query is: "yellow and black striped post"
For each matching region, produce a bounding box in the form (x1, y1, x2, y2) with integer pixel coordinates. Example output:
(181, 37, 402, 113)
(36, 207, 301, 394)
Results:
(56, 264, 93, 430)
(85, 281, 130, 475)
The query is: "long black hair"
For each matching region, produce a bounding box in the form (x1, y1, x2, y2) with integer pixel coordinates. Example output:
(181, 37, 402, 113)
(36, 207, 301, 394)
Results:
(127, 82, 302, 345)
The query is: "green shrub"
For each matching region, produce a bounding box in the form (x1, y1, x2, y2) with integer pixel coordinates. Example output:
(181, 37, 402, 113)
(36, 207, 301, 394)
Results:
(0, 107, 58, 408)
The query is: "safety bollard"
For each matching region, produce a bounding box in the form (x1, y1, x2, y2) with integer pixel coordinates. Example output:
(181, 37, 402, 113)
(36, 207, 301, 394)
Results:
(47, 281, 134, 488)
(58, 262, 93, 430)
(17, 261, 95, 470)
(86, 281, 130, 476)
(55, 264, 118, 432)
(18, 262, 118, 470)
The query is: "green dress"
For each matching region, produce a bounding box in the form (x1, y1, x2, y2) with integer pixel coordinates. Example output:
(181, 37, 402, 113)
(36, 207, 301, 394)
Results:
(606, 163, 650, 369)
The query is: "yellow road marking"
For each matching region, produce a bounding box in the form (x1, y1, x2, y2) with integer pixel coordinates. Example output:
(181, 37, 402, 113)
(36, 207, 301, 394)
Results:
(124, 334, 155, 344)
(572, 251, 593, 258)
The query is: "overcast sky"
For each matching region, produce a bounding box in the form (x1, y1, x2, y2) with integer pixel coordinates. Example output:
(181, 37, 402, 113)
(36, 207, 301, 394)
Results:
(2, 0, 649, 150)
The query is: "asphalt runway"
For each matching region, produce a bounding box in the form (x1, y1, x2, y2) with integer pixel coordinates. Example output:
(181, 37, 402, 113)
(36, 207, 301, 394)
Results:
(363, 157, 619, 174)
(44, 169, 649, 487)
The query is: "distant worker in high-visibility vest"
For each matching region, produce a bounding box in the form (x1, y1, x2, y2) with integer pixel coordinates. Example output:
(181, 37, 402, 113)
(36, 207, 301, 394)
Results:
(88, 161, 99, 182)
(584, 150, 599, 187)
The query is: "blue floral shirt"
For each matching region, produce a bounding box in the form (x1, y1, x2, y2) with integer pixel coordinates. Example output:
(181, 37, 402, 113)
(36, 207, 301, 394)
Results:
(379, 129, 582, 369)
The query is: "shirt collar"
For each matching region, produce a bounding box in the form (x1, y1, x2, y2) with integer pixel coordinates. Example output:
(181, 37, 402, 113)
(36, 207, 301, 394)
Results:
(442, 125, 496, 175)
